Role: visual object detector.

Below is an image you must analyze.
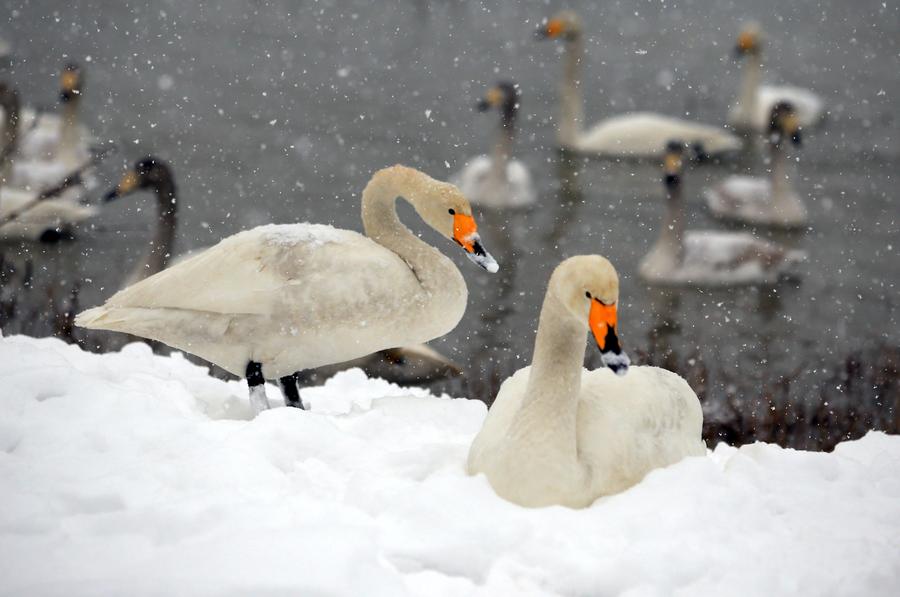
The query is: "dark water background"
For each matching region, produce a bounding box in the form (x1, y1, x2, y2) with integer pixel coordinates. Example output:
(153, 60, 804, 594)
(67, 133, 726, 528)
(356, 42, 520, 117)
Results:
(1, 0, 897, 408)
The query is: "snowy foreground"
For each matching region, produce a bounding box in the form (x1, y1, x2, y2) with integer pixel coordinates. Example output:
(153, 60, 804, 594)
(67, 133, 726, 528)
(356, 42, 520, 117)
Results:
(2, 336, 899, 597)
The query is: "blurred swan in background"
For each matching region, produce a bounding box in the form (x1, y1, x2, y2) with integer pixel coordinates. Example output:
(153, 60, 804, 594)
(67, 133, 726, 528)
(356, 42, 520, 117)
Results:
(537, 11, 741, 159)
(468, 255, 705, 508)
(0, 82, 94, 242)
(728, 23, 824, 132)
(707, 102, 808, 227)
(77, 165, 497, 413)
(452, 81, 535, 208)
(639, 140, 805, 286)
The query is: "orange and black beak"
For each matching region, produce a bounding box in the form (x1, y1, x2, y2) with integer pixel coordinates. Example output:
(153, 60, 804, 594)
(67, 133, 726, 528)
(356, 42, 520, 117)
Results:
(60, 66, 81, 103)
(784, 112, 802, 147)
(734, 31, 758, 57)
(535, 18, 567, 40)
(104, 169, 140, 202)
(476, 86, 504, 112)
(452, 213, 499, 273)
(589, 299, 630, 375)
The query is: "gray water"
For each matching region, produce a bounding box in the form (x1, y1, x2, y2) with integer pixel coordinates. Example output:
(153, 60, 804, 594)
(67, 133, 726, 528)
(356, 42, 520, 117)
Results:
(1, 0, 898, 403)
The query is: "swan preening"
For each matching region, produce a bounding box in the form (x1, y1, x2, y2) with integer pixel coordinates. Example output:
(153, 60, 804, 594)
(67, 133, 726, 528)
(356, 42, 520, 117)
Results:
(639, 140, 805, 286)
(707, 102, 808, 227)
(77, 165, 498, 413)
(468, 255, 705, 508)
(537, 11, 741, 158)
(728, 24, 824, 132)
(452, 81, 536, 208)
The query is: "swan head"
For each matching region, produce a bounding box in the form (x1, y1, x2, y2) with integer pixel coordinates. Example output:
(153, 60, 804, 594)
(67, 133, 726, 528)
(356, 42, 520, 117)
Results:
(59, 62, 83, 103)
(535, 11, 582, 42)
(476, 81, 520, 130)
(662, 140, 685, 190)
(553, 255, 630, 375)
(105, 156, 177, 212)
(768, 102, 802, 147)
(734, 23, 762, 57)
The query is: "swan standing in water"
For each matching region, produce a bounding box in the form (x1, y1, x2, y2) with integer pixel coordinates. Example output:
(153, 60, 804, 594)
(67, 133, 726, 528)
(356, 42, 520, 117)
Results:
(728, 24, 824, 132)
(452, 81, 535, 208)
(0, 83, 94, 242)
(77, 165, 498, 413)
(706, 102, 808, 227)
(537, 11, 740, 159)
(468, 255, 705, 508)
(639, 140, 805, 286)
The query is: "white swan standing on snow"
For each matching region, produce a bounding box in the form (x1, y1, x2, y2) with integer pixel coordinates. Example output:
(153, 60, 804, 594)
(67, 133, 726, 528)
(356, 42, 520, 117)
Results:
(77, 165, 498, 413)
(0, 82, 94, 242)
(728, 23, 824, 132)
(537, 11, 741, 159)
(639, 140, 805, 286)
(468, 255, 705, 508)
(707, 102, 808, 227)
(452, 81, 535, 208)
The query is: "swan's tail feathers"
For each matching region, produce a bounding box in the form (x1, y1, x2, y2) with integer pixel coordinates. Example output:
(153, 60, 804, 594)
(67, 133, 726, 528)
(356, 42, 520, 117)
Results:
(74, 306, 109, 329)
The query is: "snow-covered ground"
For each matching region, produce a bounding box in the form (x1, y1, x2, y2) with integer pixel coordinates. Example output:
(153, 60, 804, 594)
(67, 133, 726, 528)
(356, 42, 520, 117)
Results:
(1, 335, 898, 597)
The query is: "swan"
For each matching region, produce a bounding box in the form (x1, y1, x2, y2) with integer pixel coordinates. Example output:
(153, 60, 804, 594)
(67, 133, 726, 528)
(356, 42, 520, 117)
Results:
(451, 81, 536, 208)
(6, 63, 93, 191)
(76, 165, 498, 413)
(728, 24, 824, 132)
(467, 255, 705, 508)
(0, 83, 93, 242)
(639, 140, 805, 286)
(537, 11, 741, 159)
(706, 102, 808, 227)
(100, 157, 463, 387)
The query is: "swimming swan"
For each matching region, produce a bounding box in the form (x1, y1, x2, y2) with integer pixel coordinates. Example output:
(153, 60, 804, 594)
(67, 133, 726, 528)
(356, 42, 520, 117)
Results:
(537, 11, 740, 159)
(639, 141, 805, 286)
(452, 81, 536, 208)
(707, 102, 808, 227)
(467, 255, 705, 508)
(76, 165, 499, 413)
(728, 24, 824, 132)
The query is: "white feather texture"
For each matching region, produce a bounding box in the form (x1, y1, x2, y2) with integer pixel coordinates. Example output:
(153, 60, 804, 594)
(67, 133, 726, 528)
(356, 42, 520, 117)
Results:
(0, 186, 94, 241)
(452, 155, 535, 208)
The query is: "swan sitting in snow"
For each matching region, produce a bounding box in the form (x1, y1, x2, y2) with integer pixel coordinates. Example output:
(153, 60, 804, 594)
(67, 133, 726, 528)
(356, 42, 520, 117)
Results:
(706, 102, 808, 228)
(77, 165, 498, 413)
(537, 11, 741, 159)
(728, 23, 824, 133)
(452, 81, 535, 208)
(468, 255, 705, 508)
(639, 140, 805, 286)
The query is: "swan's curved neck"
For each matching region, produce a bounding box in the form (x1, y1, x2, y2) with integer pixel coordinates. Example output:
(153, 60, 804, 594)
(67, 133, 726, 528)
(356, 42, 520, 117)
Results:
(559, 37, 585, 148)
(361, 168, 454, 292)
(736, 56, 762, 128)
(59, 99, 81, 169)
(131, 177, 177, 283)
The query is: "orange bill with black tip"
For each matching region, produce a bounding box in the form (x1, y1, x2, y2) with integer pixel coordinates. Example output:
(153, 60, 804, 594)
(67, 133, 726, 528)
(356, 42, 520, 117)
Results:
(589, 299, 630, 375)
(452, 213, 499, 273)
(104, 169, 139, 202)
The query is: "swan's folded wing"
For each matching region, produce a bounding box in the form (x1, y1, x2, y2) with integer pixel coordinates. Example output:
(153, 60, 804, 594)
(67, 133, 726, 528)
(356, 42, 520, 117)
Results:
(101, 223, 419, 318)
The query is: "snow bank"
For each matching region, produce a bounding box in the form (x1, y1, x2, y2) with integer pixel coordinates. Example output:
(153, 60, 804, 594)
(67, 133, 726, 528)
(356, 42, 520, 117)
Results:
(1, 335, 898, 597)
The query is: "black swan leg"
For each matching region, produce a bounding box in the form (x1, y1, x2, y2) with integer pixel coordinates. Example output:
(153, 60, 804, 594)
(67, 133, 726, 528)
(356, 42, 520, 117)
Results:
(246, 360, 269, 414)
(279, 372, 305, 409)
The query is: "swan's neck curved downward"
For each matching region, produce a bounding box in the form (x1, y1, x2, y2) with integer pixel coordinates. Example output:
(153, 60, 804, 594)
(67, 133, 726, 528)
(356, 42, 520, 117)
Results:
(129, 177, 177, 284)
(559, 37, 585, 149)
(361, 167, 462, 296)
(735, 57, 762, 128)
(59, 99, 81, 169)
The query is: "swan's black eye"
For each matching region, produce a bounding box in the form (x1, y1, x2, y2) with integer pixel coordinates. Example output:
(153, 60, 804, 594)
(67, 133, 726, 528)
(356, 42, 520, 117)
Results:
(448, 208, 455, 215)
(585, 291, 592, 299)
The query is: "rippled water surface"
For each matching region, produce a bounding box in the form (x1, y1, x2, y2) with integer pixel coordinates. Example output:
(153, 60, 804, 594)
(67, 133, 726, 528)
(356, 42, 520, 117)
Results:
(2, 0, 897, 402)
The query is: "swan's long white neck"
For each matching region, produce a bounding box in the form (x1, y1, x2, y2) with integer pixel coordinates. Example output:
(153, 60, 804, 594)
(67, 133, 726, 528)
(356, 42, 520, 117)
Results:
(736, 56, 762, 129)
(652, 180, 685, 263)
(514, 281, 588, 463)
(361, 167, 459, 295)
(558, 36, 585, 149)
(769, 141, 793, 203)
(59, 99, 81, 169)
(489, 121, 513, 186)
